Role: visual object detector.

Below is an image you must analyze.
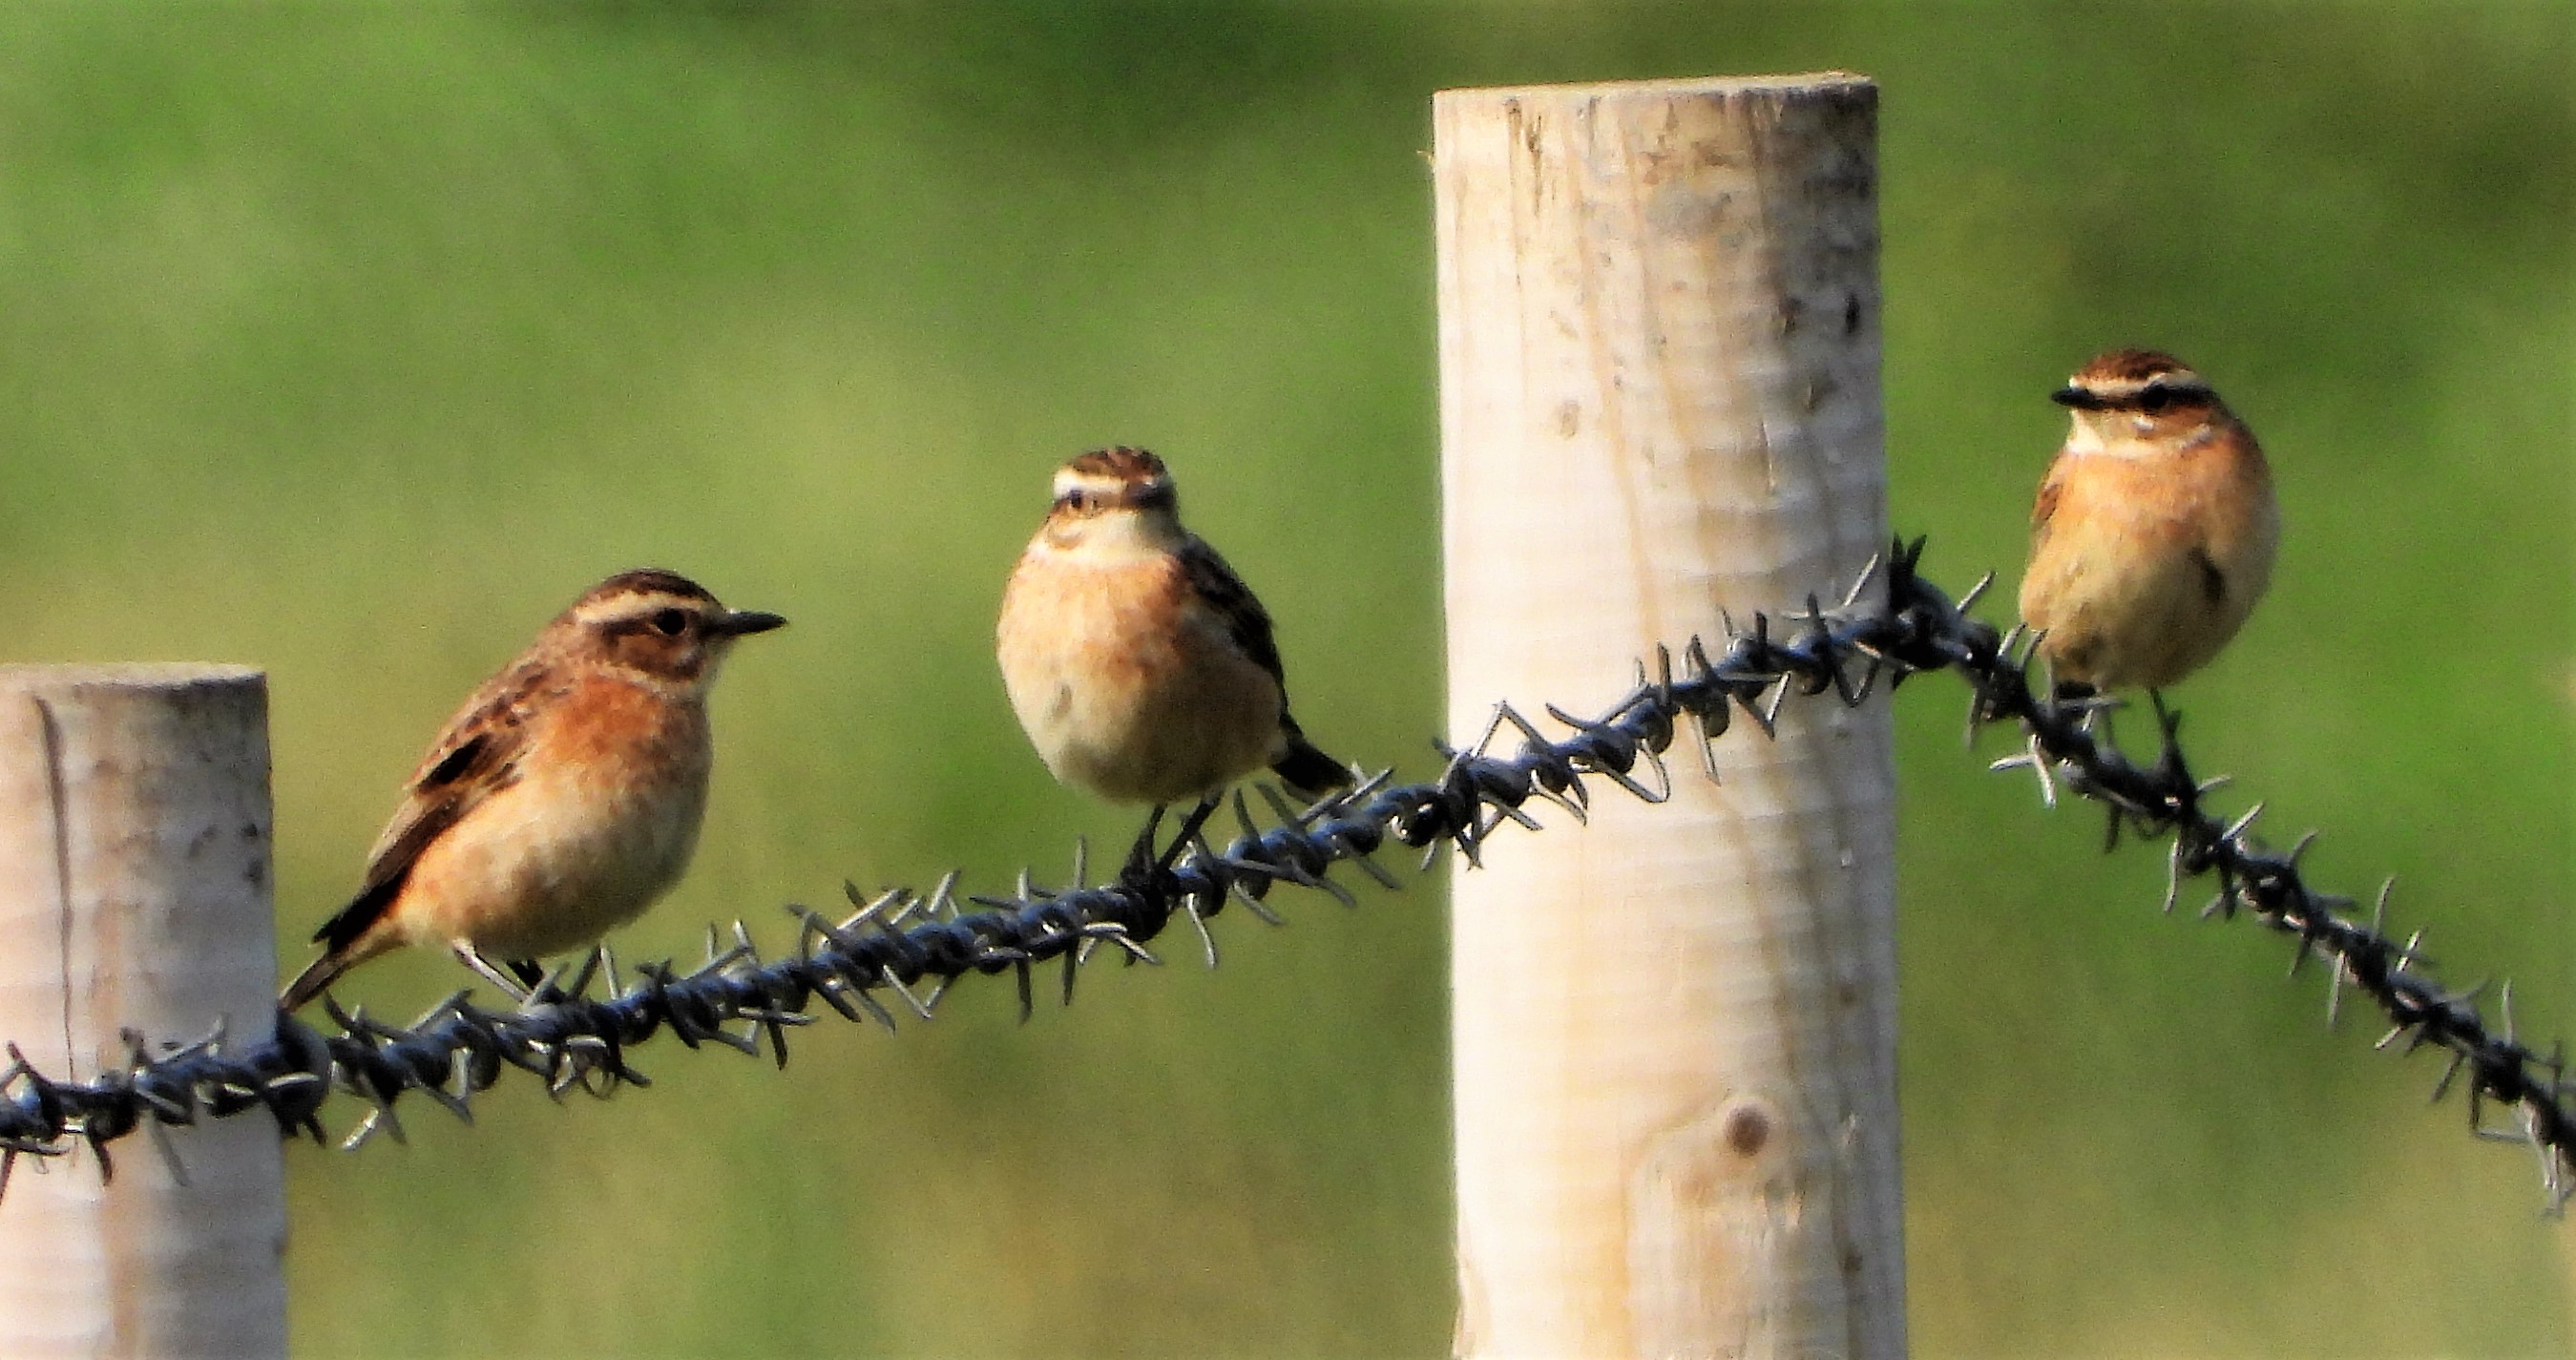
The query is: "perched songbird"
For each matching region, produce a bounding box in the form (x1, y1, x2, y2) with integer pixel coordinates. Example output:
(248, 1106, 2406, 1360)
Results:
(996, 447, 1349, 829)
(280, 570, 785, 1010)
(2019, 349, 2279, 696)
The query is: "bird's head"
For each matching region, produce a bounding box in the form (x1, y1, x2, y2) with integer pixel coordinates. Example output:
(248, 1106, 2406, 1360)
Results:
(2052, 349, 2234, 454)
(558, 570, 785, 688)
(1041, 446, 1187, 555)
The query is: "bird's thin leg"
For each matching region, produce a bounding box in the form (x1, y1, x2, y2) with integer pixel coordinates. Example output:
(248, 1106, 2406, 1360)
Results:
(1120, 805, 1169, 882)
(453, 945, 534, 1003)
(2051, 675, 2099, 734)
(1157, 795, 1223, 874)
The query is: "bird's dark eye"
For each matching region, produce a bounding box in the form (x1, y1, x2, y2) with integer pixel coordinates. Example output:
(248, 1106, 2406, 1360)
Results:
(2136, 385, 2172, 413)
(1060, 491, 1095, 513)
(651, 608, 687, 636)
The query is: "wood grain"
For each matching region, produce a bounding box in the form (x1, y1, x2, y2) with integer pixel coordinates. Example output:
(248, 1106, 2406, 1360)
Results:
(1436, 73, 1903, 1359)
(0, 665, 287, 1358)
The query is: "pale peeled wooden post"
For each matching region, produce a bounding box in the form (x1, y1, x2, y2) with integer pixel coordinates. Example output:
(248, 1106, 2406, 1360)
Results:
(0, 666, 288, 1358)
(1437, 75, 1901, 1358)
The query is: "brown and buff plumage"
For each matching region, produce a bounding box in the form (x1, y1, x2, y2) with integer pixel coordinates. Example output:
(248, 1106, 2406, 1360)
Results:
(996, 447, 1347, 806)
(2019, 350, 2279, 692)
(280, 570, 784, 1010)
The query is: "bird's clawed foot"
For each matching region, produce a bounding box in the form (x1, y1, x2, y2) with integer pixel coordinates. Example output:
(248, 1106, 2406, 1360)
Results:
(1120, 805, 1168, 881)
(1120, 797, 1222, 883)
(1161, 797, 1220, 872)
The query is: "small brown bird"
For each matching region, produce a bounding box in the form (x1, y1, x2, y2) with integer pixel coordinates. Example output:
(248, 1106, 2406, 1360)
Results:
(2019, 349, 2279, 696)
(280, 570, 785, 1010)
(996, 447, 1348, 834)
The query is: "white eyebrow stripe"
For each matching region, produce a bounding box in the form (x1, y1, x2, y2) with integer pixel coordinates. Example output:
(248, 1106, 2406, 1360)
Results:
(2074, 369, 2209, 396)
(574, 594, 711, 627)
(1052, 469, 1133, 497)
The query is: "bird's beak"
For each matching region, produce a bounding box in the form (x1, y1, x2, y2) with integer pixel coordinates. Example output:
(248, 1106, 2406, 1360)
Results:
(2050, 386, 2100, 409)
(712, 610, 787, 638)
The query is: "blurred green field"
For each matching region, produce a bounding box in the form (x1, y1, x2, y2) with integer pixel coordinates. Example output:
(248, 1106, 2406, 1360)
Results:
(2, 4, 2568, 1356)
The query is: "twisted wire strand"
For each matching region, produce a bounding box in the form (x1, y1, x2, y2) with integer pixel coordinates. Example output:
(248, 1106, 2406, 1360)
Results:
(0, 537, 2565, 1210)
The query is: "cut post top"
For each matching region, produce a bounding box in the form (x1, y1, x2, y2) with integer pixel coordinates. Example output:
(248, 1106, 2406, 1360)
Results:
(1435, 71, 1874, 107)
(0, 662, 263, 692)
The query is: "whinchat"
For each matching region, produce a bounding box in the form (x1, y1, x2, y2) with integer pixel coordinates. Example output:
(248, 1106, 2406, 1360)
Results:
(996, 447, 1349, 827)
(280, 570, 785, 1010)
(2019, 349, 2279, 697)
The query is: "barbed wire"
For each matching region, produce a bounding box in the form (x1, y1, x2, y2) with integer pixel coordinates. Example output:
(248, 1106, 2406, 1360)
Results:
(0, 536, 2565, 1211)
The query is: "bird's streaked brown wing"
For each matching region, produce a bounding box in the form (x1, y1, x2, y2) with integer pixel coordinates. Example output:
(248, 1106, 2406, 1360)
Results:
(1179, 534, 1349, 795)
(2029, 455, 2067, 544)
(1177, 535, 1287, 688)
(312, 659, 553, 953)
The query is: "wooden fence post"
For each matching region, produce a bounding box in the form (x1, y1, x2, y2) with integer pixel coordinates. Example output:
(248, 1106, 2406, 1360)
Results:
(1436, 74, 1902, 1358)
(0, 665, 288, 1358)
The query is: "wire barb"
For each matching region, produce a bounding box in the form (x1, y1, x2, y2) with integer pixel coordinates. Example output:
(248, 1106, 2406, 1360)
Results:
(0, 536, 2560, 1214)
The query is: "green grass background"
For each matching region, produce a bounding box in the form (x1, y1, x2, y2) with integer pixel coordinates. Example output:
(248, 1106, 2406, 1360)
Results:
(2, 4, 2569, 1355)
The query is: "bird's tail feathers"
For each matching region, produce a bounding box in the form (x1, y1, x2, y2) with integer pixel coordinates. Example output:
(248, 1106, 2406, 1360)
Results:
(1270, 724, 1351, 802)
(279, 949, 354, 1013)
(280, 877, 406, 1011)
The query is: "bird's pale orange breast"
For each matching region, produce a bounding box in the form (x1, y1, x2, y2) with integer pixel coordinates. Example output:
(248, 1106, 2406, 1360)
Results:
(1002, 550, 1196, 687)
(2023, 426, 2276, 690)
(998, 544, 1285, 802)
(395, 672, 713, 956)
(2041, 435, 2269, 554)
(540, 674, 712, 794)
